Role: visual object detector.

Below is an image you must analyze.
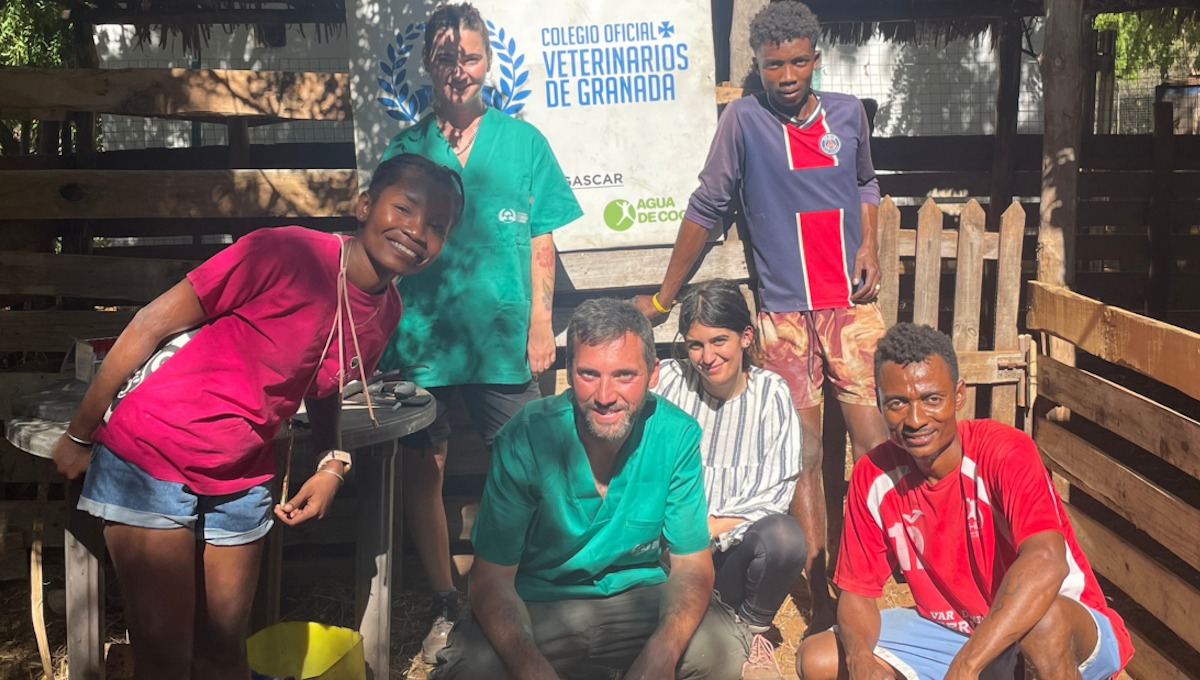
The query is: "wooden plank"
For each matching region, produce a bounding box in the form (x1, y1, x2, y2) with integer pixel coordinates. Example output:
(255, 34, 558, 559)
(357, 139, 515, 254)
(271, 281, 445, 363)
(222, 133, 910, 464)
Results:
(992, 202, 1026, 424)
(870, 135, 1043, 173)
(1036, 418, 1200, 573)
(1147, 102, 1176, 319)
(878, 197, 901, 327)
(1079, 171, 1151, 199)
(1037, 356, 1200, 481)
(899, 229, 1000, 260)
(1079, 272, 1200, 309)
(715, 85, 742, 105)
(556, 242, 749, 291)
(1026, 280, 1200, 402)
(0, 169, 359, 220)
(877, 171, 1041, 198)
(0, 67, 351, 121)
(955, 350, 1027, 385)
(85, 216, 356, 238)
(95, 244, 228, 261)
(1076, 235, 1200, 268)
(1127, 627, 1199, 680)
(990, 18, 1023, 232)
(1065, 503, 1200, 653)
(913, 198, 944, 327)
(952, 200, 986, 418)
(1077, 200, 1146, 229)
(0, 310, 136, 353)
(0, 141, 356, 172)
(0, 250, 197, 301)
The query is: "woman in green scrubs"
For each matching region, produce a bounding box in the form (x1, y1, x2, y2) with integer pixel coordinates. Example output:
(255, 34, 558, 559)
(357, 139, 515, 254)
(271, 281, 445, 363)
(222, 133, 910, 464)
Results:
(376, 2, 583, 663)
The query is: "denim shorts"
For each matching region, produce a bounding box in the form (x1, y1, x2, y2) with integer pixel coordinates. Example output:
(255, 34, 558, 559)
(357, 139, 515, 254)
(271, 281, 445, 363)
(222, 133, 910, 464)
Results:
(860, 607, 1122, 680)
(79, 443, 274, 546)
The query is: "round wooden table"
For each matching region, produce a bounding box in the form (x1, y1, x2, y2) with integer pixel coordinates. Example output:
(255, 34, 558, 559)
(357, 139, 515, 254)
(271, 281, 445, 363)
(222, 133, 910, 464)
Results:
(5, 379, 435, 680)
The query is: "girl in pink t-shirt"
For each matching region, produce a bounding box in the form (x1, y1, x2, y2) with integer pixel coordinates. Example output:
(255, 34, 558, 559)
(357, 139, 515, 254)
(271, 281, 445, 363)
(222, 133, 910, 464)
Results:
(51, 154, 463, 680)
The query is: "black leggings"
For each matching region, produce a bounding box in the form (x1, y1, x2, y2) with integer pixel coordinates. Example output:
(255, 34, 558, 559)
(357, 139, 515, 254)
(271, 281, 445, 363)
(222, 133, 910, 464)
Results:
(712, 513, 808, 629)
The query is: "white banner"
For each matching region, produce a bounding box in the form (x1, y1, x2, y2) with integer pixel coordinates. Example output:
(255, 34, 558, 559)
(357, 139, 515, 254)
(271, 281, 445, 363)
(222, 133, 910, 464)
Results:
(346, 0, 718, 251)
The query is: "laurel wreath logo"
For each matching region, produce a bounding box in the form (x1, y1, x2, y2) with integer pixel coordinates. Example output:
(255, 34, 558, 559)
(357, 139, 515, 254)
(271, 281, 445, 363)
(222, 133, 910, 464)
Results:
(483, 20, 531, 115)
(378, 22, 433, 123)
(376, 20, 530, 122)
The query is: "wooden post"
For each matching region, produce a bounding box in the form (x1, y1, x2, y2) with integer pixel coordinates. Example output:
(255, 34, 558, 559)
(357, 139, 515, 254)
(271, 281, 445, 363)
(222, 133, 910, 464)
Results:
(228, 119, 254, 239)
(1039, 0, 1085, 290)
(1081, 22, 1098, 137)
(1095, 31, 1117, 135)
(1146, 101, 1175, 320)
(989, 18, 1023, 232)
(65, 19, 98, 258)
(1038, 0, 1085, 385)
(729, 0, 770, 89)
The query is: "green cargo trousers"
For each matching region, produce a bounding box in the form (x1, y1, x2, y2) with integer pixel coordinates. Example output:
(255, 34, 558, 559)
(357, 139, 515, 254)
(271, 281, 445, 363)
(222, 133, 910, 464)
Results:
(429, 584, 752, 679)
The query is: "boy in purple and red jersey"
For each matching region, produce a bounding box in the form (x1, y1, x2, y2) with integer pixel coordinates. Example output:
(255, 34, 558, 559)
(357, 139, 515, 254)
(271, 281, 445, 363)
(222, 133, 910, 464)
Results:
(635, 0, 888, 630)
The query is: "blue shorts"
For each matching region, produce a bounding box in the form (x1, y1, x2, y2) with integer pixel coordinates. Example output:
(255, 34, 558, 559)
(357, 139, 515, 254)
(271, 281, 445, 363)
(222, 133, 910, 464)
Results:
(864, 607, 1122, 680)
(79, 443, 273, 547)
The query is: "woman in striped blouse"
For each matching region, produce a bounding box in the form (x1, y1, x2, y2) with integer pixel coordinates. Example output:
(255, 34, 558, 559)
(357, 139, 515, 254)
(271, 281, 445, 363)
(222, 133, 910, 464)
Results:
(652, 279, 810, 677)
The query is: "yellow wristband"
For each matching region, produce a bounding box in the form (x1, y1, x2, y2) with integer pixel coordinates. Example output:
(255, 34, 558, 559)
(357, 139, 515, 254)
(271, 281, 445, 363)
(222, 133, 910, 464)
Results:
(652, 293, 672, 315)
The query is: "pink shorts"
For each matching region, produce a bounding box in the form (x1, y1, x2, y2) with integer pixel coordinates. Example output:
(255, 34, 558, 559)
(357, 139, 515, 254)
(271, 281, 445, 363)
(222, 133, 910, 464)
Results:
(757, 303, 886, 411)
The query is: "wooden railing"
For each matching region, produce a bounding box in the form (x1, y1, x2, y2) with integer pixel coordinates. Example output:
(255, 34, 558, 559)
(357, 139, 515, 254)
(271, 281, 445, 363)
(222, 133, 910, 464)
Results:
(1027, 280, 1200, 679)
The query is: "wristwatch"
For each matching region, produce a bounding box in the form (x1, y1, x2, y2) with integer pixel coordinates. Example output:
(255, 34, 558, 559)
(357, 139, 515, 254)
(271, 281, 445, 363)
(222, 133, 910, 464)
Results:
(316, 449, 352, 474)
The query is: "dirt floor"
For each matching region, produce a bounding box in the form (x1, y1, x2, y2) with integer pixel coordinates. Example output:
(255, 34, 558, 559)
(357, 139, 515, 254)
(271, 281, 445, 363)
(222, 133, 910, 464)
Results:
(0, 564, 913, 680)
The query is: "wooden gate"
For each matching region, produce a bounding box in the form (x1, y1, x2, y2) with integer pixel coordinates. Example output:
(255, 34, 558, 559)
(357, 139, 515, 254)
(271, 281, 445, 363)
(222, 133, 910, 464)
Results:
(875, 196, 1032, 425)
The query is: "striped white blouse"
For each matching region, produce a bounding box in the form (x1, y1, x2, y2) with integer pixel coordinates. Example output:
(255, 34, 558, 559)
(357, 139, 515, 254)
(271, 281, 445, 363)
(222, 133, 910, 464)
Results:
(652, 360, 803, 549)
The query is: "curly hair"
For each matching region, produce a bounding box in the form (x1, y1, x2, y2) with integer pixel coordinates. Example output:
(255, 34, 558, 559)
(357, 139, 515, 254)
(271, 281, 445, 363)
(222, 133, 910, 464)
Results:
(749, 0, 821, 53)
(873, 323, 959, 387)
(424, 3, 493, 64)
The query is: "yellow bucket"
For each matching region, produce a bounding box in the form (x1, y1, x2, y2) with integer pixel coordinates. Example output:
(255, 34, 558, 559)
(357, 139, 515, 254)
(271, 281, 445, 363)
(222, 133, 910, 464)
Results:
(246, 622, 366, 680)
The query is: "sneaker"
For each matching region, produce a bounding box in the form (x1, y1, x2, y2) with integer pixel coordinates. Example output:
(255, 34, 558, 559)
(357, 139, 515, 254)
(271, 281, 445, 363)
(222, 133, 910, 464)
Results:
(741, 633, 783, 680)
(420, 589, 460, 664)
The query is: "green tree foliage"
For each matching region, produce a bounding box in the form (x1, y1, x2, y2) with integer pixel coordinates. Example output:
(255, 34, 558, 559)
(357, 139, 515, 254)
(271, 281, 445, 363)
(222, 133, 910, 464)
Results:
(1094, 11, 1200, 79)
(0, 0, 74, 67)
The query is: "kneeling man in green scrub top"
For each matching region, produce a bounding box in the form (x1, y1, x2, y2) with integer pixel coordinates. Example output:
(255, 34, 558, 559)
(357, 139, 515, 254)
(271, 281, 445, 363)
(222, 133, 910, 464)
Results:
(430, 299, 751, 680)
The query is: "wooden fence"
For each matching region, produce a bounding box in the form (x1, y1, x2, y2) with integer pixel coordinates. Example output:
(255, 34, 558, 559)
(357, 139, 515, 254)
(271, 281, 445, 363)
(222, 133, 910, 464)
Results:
(1027, 280, 1200, 679)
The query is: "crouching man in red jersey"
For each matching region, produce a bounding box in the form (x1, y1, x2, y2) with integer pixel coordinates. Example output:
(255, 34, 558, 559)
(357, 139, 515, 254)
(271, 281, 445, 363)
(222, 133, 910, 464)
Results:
(796, 323, 1132, 680)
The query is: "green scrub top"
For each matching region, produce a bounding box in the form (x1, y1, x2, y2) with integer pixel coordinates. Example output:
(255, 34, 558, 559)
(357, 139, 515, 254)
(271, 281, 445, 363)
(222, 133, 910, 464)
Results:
(378, 108, 584, 387)
(470, 390, 711, 602)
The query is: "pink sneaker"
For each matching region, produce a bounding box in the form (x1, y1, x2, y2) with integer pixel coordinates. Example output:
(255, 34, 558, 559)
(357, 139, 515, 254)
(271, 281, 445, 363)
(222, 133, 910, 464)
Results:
(742, 633, 783, 680)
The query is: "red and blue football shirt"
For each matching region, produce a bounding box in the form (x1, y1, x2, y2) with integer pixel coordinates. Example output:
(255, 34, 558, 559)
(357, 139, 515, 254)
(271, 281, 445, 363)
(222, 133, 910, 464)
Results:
(685, 91, 880, 313)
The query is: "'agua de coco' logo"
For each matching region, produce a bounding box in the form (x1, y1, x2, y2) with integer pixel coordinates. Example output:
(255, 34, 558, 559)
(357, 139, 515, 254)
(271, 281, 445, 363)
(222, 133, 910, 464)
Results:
(603, 197, 684, 232)
(377, 21, 531, 124)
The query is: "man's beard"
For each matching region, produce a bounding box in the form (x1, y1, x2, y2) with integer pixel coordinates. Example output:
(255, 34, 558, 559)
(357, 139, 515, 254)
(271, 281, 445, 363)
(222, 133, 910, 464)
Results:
(582, 400, 642, 441)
